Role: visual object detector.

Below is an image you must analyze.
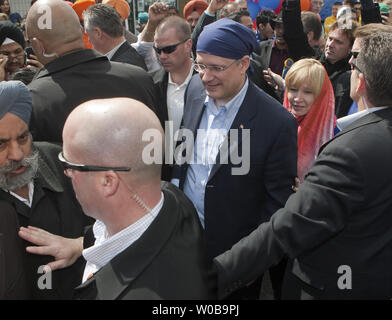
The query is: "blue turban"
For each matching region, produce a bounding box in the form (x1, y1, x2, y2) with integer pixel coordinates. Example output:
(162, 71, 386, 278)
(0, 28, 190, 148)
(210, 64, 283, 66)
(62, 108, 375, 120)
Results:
(0, 81, 32, 125)
(196, 18, 257, 59)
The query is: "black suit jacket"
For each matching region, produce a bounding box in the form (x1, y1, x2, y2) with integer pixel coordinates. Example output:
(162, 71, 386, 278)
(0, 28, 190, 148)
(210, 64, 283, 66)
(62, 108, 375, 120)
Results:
(173, 75, 298, 261)
(110, 41, 147, 71)
(0, 142, 92, 299)
(215, 107, 392, 299)
(0, 201, 28, 299)
(28, 49, 158, 142)
(73, 182, 215, 300)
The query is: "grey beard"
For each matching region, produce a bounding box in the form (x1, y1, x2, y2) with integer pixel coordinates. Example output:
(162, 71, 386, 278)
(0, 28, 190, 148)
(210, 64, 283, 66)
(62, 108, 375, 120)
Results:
(0, 150, 39, 191)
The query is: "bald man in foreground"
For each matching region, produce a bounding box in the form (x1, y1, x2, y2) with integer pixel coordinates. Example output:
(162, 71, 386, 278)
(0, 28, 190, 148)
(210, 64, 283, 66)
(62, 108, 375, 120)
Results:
(23, 97, 215, 299)
(25, 0, 158, 143)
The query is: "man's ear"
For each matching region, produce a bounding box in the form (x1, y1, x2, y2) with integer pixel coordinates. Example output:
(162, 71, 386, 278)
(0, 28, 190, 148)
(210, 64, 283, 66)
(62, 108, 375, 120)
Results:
(101, 171, 120, 197)
(240, 56, 250, 74)
(354, 72, 368, 100)
(307, 31, 314, 45)
(31, 37, 43, 55)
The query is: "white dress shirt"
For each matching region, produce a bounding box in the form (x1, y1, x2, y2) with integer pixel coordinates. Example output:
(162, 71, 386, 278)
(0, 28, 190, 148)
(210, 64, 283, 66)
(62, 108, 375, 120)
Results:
(82, 192, 164, 283)
(167, 66, 194, 147)
(5, 181, 34, 207)
(337, 106, 388, 131)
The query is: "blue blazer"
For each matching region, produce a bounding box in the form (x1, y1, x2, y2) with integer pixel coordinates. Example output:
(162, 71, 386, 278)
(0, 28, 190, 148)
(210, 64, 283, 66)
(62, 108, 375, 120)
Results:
(174, 75, 298, 260)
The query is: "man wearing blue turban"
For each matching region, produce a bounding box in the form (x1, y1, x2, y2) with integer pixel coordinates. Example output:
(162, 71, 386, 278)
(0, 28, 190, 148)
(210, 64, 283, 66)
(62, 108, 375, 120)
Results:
(172, 18, 298, 299)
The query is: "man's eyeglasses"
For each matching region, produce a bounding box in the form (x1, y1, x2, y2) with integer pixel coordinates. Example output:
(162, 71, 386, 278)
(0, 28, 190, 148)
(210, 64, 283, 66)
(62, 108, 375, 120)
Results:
(193, 59, 239, 73)
(153, 38, 189, 55)
(58, 152, 131, 173)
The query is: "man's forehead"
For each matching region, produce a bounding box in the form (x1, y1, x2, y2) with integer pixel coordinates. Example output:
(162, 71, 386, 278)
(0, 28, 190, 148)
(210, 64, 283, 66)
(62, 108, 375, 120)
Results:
(329, 29, 349, 41)
(0, 113, 29, 136)
(196, 52, 231, 63)
(0, 41, 23, 52)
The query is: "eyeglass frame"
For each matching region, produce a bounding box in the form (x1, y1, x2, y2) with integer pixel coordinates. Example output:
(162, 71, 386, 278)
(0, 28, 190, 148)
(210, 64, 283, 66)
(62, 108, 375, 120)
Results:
(152, 38, 190, 55)
(350, 51, 359, 59)
(193, 59, 240, 73)
(58, 152, 131, 173)
(351, 60, 363, 74)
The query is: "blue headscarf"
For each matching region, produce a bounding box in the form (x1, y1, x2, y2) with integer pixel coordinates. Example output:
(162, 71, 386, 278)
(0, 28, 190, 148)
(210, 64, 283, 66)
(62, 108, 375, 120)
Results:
(196, 18, 257, 59)
(0, 81, 32, 125)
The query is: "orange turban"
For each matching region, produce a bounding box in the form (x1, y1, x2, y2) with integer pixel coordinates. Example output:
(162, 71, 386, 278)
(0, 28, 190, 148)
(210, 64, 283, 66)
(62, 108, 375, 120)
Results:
(102, 0, 130, 20)
(72, 0, 96, 21)
(183, 0, 208, 21)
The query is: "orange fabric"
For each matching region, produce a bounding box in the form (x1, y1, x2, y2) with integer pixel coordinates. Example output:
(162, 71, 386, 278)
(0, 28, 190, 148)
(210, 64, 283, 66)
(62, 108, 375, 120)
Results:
(83, 32, 93, 49)
(183, 0, 208, 20)
(72, 0, 95, 21)
(102, 0, 130, 20)
(284, 70, 335, 182)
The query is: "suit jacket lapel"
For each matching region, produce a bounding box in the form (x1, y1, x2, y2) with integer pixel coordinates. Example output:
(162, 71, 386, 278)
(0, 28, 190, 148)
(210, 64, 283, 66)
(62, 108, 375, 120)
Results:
(208, 83, 258, 181)
(110, 42, 127, 61)
(182, 82, 206, 137)
(74, 185, 179, 299)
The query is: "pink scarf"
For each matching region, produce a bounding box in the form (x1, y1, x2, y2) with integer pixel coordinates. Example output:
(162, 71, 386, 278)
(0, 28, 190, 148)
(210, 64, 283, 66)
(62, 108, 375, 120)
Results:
(284, 71, 336, 182)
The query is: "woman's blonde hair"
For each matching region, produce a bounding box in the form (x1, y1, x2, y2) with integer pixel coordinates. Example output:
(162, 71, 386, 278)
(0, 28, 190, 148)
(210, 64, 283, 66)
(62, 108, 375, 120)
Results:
(285, 58, 325, 99)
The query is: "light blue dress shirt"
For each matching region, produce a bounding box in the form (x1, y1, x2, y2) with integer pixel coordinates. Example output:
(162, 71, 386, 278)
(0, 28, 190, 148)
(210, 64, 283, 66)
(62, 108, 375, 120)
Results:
(183, 79, 249, 227)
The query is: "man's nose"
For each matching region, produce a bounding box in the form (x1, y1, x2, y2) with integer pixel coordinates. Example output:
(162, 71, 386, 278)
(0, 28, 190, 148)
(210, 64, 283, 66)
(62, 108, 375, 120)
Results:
(7, 141, 24, 161)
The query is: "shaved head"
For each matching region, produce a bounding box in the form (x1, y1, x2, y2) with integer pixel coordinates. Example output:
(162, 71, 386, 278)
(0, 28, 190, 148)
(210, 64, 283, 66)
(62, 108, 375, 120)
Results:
(63, 98, 164, 185)
(26, 0, 83, 53)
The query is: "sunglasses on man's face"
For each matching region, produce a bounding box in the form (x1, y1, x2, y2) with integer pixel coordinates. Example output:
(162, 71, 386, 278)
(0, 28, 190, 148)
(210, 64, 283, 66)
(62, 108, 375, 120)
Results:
(153, 38, 189, 55)
(58, 152, 131, 173)
(351, 51, 359, 59)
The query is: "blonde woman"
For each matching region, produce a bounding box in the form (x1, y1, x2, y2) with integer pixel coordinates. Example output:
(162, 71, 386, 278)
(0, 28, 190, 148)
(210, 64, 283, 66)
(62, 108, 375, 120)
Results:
(283, 58, 336, 182)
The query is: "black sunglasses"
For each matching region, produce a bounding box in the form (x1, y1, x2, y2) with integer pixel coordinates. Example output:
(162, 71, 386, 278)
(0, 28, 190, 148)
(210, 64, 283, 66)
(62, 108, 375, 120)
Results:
(58, 152, 131, 173)
(351, 51, 359, 59)
(153, 38, 189, 55)
(351, 60, 363, 73)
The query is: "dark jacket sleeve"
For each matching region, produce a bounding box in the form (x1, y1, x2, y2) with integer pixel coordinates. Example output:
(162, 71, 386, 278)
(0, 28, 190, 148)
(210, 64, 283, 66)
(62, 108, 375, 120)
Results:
(283, 0, 316, 62)
(191, 12, 217, 56)
(360, 0, 382, 24)
(0, 201, 29, 299)
(214, 144, 363, 298)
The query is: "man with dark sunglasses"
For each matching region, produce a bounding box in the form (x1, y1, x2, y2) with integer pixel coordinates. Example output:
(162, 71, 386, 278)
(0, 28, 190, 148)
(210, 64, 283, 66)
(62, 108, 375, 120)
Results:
(136, 6, 196, 181)
(22, 97, 216, 300)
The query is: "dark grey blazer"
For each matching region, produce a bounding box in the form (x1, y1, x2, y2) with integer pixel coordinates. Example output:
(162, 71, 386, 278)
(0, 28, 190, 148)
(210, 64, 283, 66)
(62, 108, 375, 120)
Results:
(110, 41, 147, 71)
(28, 49, 158, 143)
(73, 182, 216, 300)
(173, 75, 298, 261)
(215, 107, 392, 299)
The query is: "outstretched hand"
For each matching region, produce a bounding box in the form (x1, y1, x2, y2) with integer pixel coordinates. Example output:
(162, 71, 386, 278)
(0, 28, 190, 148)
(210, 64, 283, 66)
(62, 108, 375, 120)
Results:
(19, 226, 84, 273)
(0, 55, 8, 81)
(207, 0, 229, 15)
(263, 68, 285, 92)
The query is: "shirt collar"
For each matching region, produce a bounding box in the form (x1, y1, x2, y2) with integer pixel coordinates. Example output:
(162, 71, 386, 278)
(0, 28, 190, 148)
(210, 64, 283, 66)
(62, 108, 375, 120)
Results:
(105, 40, 127, 60)
(168, 62, 194, 87)
(83, 192, 164, 269)
(337, 106, 389, 131)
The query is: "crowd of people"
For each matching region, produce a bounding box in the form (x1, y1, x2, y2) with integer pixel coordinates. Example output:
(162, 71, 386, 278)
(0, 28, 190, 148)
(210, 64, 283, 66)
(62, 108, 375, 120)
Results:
(0, 0, 391, 300)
